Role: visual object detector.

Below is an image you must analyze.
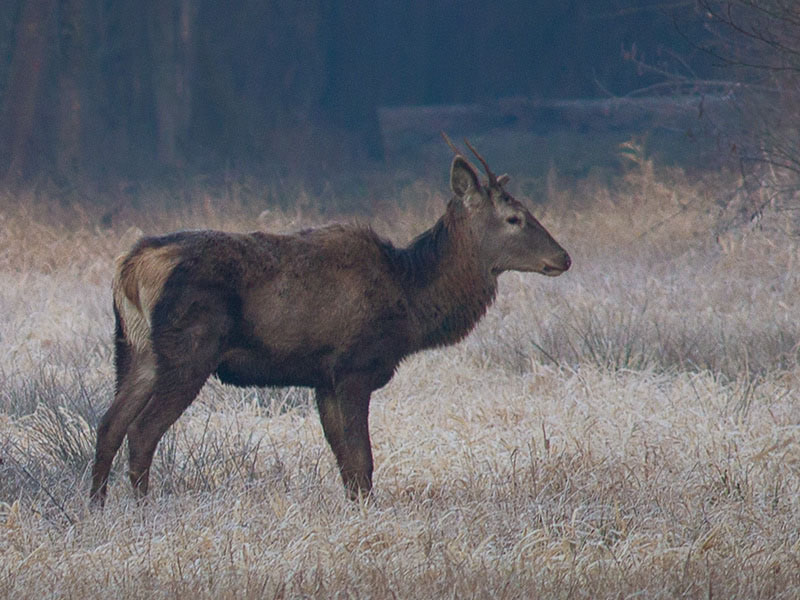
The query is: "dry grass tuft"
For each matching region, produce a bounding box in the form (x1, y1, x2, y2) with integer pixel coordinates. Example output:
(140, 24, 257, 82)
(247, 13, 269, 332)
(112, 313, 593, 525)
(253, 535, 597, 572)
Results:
(1, 165, 798, 598)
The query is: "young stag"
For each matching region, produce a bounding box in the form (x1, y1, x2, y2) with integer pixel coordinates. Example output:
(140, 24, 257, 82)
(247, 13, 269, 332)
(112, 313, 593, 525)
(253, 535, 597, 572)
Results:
(90, 137, 570, 505)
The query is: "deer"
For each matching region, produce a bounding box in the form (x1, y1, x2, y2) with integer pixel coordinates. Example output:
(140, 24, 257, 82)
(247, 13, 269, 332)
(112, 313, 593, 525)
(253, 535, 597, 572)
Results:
(90, 135, 571, 505)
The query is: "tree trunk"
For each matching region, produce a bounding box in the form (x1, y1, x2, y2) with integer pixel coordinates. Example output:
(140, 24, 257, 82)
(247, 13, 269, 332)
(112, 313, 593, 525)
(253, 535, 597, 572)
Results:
(57, 0, 89, 178)
(0, 0, 57, 183)
(149, 0, 195, 168)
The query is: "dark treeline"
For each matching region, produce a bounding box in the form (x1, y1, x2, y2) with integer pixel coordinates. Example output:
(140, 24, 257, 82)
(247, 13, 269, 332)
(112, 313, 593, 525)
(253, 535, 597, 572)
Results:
(0, 1, 711, 186)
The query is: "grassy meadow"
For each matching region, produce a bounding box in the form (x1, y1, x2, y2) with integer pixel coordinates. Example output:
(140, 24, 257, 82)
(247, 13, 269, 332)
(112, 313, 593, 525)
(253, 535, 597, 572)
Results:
(1, 158, 799, 598)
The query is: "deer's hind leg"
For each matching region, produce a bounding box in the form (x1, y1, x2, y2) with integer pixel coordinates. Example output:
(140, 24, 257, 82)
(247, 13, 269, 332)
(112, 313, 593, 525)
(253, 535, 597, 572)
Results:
(91, 347, 157, 505)
(125, 301, 232, 499)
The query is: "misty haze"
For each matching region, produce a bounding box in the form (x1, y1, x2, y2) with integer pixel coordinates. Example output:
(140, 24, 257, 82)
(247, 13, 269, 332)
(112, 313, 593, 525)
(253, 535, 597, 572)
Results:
(1, 2, 798, 598)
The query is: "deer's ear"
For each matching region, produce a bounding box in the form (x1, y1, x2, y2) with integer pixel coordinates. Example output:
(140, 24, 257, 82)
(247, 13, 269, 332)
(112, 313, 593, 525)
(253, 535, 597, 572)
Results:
(497, 173, 510, 186)
(450, 156, 481, 198)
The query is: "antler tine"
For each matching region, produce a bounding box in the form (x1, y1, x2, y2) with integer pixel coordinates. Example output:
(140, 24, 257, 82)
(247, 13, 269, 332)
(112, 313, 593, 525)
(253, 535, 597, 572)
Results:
(441, 131, 485, 178)
(440, 131, 463, 156)
(463, 138, 498, 186)
(439, 130, 484, 182)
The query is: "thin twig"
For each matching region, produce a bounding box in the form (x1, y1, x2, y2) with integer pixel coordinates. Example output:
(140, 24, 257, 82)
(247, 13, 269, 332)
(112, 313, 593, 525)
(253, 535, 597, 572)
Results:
(4, 441, 76, 525)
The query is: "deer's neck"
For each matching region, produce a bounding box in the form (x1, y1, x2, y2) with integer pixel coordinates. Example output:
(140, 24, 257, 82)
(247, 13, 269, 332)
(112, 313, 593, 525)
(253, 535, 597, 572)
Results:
(398, 204, 497, 350)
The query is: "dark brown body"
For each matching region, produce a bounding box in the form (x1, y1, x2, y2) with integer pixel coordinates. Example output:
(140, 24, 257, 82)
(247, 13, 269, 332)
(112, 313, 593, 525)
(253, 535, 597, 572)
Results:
(91, 145, 570, 504)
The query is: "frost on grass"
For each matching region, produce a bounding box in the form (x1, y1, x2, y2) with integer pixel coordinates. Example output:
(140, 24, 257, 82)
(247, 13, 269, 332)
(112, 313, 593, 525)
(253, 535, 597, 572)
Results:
(1, 170, 799, 598)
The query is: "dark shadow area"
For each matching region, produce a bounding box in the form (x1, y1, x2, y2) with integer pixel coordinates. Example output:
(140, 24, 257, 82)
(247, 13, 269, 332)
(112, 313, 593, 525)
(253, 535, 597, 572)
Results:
(0, 0, 717, 203)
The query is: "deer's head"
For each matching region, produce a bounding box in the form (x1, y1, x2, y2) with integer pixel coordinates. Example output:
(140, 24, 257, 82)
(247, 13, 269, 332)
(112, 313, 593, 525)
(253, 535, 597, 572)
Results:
(445, 135, 571, 278)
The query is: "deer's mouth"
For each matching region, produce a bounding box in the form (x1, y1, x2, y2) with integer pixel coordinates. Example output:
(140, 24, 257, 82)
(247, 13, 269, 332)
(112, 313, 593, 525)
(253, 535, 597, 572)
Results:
(540, 254, 571, 276)
(540, 264, 565, 276)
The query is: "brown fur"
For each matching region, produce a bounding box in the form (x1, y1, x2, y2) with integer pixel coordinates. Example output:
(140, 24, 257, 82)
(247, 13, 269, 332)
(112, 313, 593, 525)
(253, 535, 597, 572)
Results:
(91, 148, 571, 504)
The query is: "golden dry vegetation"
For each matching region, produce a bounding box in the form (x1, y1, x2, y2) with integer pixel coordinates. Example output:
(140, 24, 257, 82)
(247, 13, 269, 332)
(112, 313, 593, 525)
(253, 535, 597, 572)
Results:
(1, 161, 799, 598)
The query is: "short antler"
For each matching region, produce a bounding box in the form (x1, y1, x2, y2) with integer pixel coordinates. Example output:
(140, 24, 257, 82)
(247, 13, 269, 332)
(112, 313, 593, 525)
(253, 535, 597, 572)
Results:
(440, 131, 462, 156)
(441, 131, 487, 185)
(463, 138, 498, 187)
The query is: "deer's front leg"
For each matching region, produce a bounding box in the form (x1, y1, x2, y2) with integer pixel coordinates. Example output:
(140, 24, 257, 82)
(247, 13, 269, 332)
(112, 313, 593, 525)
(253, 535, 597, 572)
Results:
(315, 377, 373, 499)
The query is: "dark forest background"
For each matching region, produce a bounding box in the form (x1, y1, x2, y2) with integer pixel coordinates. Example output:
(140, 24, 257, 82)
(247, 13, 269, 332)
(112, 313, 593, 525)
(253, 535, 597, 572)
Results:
(0, 1, 719, 190)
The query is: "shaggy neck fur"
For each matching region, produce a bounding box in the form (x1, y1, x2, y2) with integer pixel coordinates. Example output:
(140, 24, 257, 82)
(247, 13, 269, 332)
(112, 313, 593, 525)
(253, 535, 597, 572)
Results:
(392, 199, 498, 350)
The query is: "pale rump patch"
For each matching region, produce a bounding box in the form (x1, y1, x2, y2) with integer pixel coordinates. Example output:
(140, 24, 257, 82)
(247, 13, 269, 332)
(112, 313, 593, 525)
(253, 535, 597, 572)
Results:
(113, 244, 181, 352)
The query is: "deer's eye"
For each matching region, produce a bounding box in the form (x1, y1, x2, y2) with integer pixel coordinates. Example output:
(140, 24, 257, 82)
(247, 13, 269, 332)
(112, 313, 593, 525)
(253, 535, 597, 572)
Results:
(506, 215, 522, 226)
